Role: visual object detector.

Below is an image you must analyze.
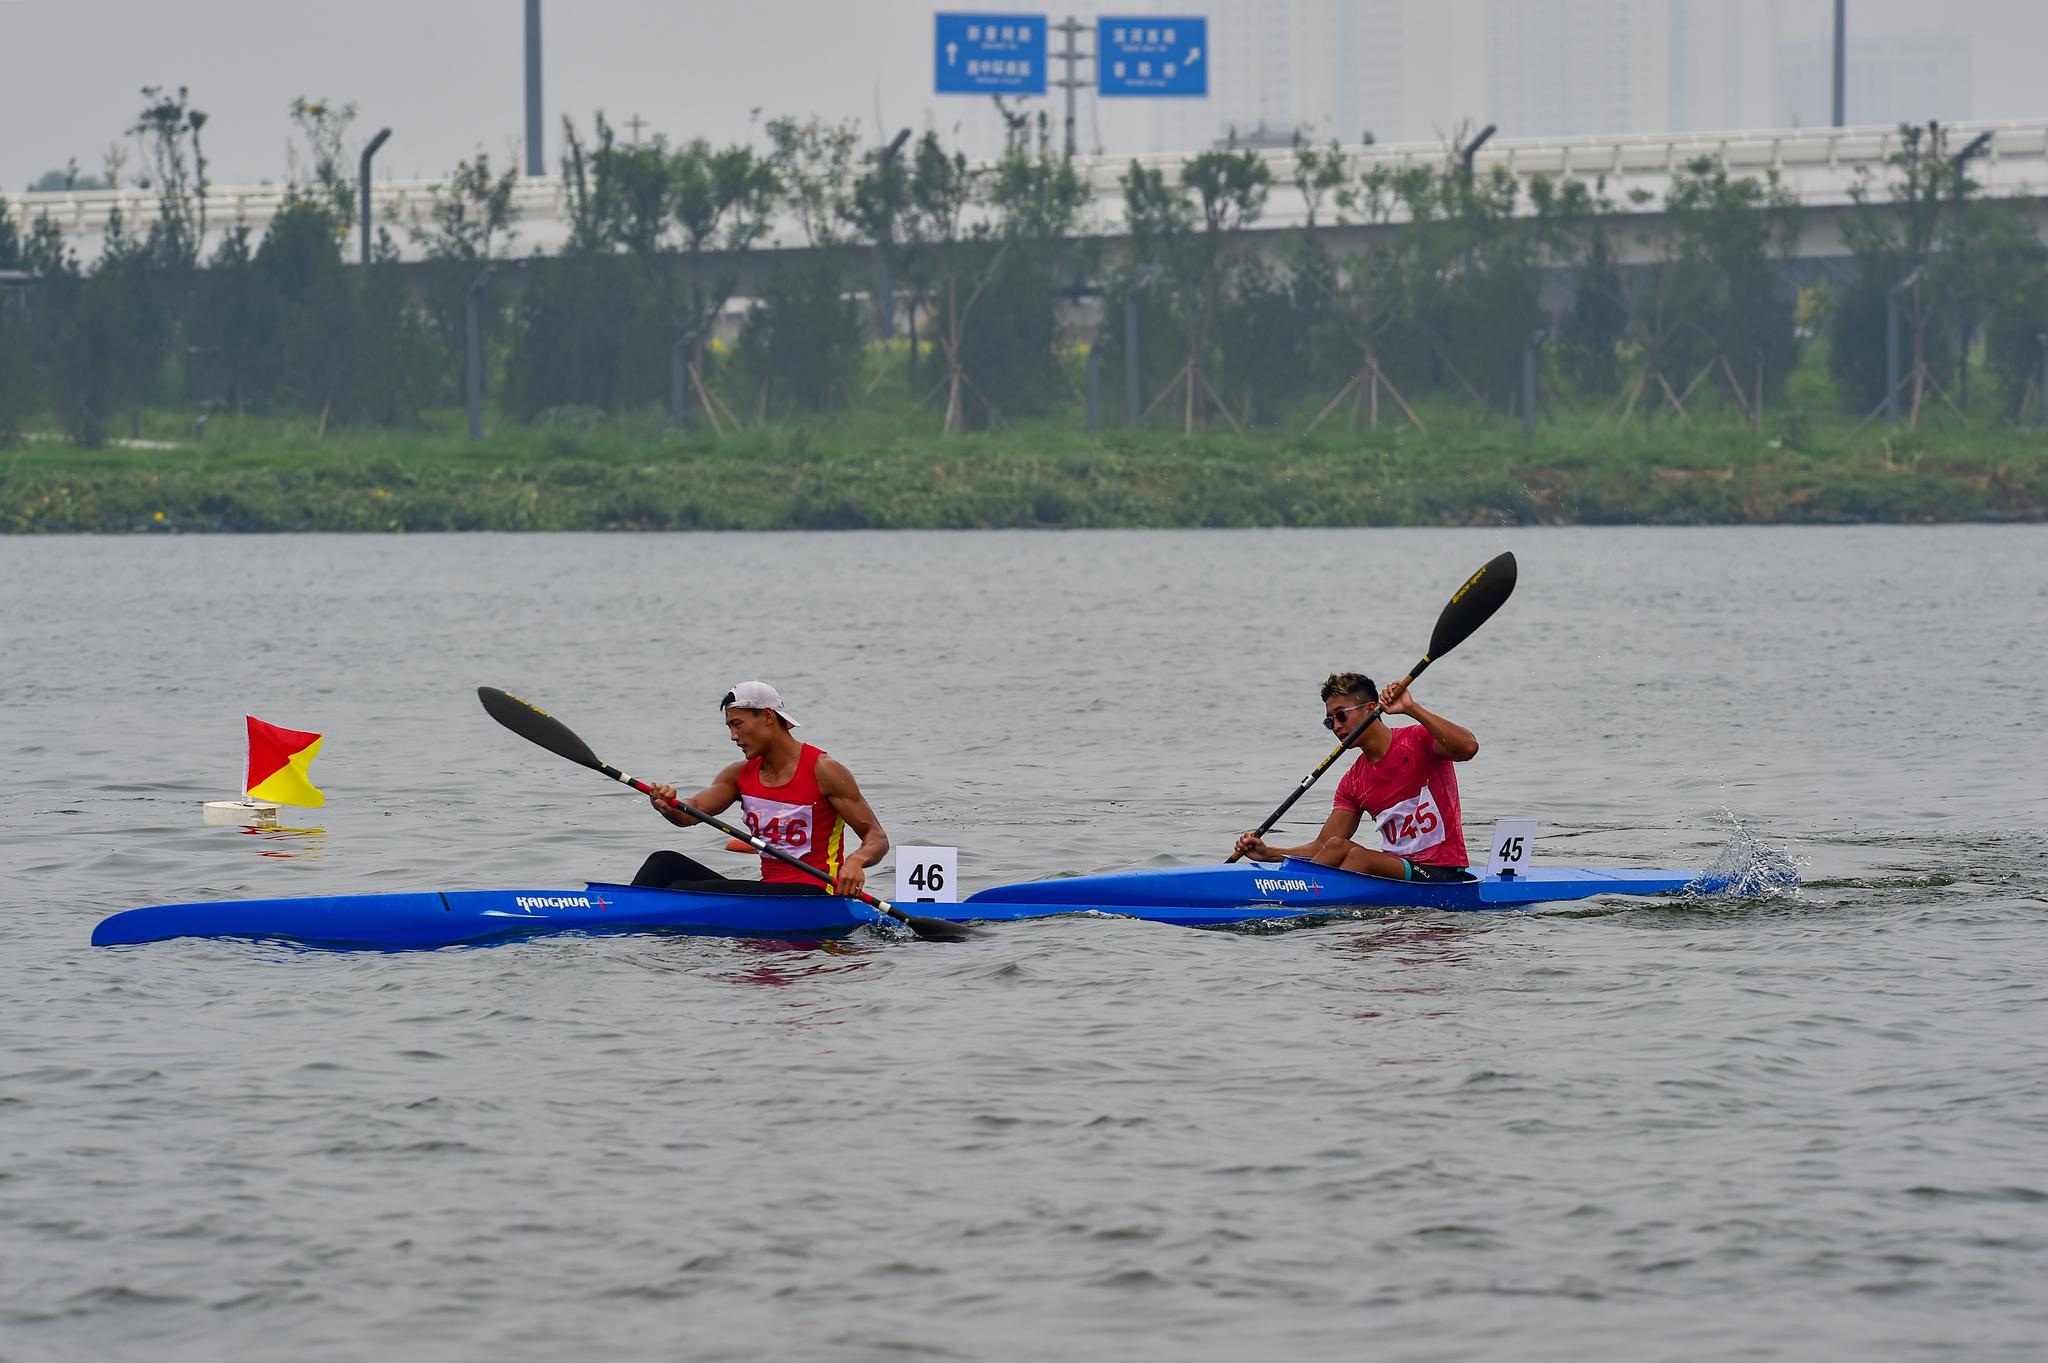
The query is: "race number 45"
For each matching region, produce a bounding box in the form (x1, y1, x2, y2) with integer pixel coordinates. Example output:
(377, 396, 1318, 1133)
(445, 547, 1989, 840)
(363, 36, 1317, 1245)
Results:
(895, 846, 960, 903)
(1486, 820, 1539, 877)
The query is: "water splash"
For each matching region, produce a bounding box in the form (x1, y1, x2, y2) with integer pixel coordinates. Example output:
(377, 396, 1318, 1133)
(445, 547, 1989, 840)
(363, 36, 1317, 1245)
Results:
(1689, 811, 1801, 898)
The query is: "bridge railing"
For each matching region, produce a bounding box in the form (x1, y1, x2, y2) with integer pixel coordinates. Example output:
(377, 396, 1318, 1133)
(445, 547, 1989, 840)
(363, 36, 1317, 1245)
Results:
(16, 119, 2048, 262)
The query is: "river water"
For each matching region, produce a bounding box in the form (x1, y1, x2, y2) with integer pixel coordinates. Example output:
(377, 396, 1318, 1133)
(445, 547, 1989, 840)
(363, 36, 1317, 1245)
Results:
(3, 527, 2045, 1361)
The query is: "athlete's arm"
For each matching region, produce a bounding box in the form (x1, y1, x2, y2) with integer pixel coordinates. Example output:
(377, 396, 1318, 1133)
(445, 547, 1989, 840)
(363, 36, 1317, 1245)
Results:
(1234, 806, 1362, 863)
(647, 762, 743, 828)
(817, 757, 889, 897)
(1380, 680, 1478, 761)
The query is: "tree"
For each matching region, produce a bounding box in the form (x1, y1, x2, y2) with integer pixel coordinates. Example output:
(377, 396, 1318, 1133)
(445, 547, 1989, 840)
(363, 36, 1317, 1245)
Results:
(404, 152, 520, 262)
(287, 96, 359, 233)
(1291, 142, 1421, 433)
(188, 225, 268, 411)
(1122, 144, 1270, 433)
(0, 287, 31, 446)
(1830, 123, 1965, 421)
(732, 117, 865, 418)
(961, 114, 1091, 424)
(1664, 157, 1802, 425)
(671, 138, 777, 429)
(129, 84, 209, 268)
(254, 198, 357, 432)
(49, 207, 167, 444)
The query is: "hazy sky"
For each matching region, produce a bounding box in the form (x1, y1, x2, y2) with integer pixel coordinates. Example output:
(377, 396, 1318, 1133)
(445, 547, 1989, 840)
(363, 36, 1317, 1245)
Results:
(4, 0, 2045, 194)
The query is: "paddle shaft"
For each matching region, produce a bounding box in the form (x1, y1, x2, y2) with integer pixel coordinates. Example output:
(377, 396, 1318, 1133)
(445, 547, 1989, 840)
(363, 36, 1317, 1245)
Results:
(1223, 656, 1432, 863)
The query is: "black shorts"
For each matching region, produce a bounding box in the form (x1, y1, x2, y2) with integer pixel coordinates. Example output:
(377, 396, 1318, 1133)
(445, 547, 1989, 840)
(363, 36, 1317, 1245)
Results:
(632, 849, 826, 896)
(1402, 861, 1474, 884)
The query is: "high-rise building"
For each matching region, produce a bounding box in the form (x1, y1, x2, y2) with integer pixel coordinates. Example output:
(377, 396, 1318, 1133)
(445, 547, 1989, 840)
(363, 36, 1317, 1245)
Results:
(1776, 30, 1972, 128)
(1481, 0, 1671, 138)
(1668, 0, 1777, 132)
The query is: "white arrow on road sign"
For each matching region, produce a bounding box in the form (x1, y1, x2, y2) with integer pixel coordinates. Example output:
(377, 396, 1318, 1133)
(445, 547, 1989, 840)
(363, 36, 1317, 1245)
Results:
(1187, 47, 1202, 63)
(946, 41, 959, 64)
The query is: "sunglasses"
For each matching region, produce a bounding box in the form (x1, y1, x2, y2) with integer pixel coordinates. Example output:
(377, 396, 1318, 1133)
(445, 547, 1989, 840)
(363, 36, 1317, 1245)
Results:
(1323, 702, 1376, 732)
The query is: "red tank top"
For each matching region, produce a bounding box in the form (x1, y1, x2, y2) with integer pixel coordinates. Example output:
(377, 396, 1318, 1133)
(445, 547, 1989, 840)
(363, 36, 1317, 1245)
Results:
(737, 744, 845, 884)
(1332, 724, 1469, 867)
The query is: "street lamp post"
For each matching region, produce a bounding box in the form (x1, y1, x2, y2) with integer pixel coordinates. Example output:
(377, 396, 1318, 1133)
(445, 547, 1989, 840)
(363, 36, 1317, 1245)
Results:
(1462, 124, 1497, 181)
(359, 127, 391, 268)
(1886, 266, 1923, 425)
(1832, 0, 1846, 127)
(467, 265, 498, 440)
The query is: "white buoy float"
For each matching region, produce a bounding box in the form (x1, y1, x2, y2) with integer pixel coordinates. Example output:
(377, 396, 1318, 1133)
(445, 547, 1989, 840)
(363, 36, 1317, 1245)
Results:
(201, 799, 281, 827)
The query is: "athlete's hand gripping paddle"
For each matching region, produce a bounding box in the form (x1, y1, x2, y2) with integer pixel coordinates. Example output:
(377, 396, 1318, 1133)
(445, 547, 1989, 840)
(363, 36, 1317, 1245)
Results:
(1225, 551, 1518, 864)
(478, 687, 977, 943)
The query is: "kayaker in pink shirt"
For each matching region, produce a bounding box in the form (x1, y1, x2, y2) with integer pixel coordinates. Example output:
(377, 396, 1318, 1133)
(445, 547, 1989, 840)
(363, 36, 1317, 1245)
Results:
(1231, 671, 1479, 883)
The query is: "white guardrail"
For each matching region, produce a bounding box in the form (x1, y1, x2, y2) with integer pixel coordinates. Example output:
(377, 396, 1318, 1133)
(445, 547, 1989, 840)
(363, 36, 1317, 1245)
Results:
(16, 119, 2048, 264)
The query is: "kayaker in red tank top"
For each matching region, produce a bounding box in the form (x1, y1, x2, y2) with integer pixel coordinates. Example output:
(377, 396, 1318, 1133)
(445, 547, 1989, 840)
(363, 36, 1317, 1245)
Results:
(630, 681, 890, 897)
(1232, 670, 1479, 883)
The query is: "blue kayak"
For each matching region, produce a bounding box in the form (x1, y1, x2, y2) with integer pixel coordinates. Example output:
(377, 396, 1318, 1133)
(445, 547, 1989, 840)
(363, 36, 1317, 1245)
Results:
(958, 860, 1727, 924)
(91, 859, 1729, 950)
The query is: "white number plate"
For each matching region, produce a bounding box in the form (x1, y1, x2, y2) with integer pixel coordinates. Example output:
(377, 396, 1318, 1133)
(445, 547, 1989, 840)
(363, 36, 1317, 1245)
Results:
(1486, 820, 1539, 877)
(895, 845, 959, 903)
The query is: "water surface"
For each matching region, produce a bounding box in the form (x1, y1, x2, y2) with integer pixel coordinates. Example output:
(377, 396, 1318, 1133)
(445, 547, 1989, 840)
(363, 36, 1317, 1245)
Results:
(4, 527, 2045, 1360)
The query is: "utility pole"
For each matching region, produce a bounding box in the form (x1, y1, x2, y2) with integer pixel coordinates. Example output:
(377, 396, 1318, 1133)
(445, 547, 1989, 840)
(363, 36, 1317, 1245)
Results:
(525, 0, 543, 176)
(1831, 0, 1846, 127)
(1052, 16, 1091, 157)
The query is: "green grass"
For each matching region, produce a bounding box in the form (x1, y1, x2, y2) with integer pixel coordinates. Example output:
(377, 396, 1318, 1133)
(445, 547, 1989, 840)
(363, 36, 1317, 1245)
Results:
(5, 354, 2045, 532)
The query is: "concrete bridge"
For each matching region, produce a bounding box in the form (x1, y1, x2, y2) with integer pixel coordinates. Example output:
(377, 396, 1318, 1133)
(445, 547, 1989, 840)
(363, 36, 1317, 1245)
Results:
(19, 118, 2048, 287)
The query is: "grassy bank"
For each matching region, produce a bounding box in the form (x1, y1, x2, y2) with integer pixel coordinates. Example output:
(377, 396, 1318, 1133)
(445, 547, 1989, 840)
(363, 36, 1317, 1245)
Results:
(5, 395, 2045, 532)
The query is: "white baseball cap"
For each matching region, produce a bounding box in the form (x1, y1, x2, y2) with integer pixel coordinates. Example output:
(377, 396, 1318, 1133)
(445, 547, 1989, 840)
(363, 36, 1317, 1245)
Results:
(720, 680, 801, 728)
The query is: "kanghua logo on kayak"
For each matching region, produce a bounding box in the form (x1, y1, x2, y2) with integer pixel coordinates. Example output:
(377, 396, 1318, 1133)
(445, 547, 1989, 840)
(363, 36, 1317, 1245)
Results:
(1253, 877, 1317, 895)
(514, 895, 591, 913)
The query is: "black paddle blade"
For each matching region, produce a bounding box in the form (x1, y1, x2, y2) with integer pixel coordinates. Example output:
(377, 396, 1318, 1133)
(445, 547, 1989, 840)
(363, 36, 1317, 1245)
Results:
(898, 911, 979, 943)
(478, 686, 607, 772)
(901, 908, 978, 941)
(1426, 551, 1517, 662)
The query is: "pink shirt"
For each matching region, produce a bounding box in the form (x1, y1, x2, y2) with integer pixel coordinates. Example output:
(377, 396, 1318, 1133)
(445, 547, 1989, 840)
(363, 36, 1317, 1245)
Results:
(1332, 724, 1468, 868)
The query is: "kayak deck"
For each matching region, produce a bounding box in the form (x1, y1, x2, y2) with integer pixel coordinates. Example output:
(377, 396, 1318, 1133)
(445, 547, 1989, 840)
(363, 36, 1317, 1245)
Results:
(91, 883, 887, 950)
(957, 859, 1723, 924)
(92, 858, 1730, 950)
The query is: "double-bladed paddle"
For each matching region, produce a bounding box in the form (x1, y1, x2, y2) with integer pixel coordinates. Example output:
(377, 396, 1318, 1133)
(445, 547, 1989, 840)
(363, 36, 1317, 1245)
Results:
(477, 686, 976, 943)
(1225, 551, 1518, 864)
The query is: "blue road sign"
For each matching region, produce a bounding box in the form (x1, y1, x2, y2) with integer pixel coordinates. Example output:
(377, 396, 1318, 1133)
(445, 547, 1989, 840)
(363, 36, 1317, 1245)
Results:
(1098, 16, 1208, 97)
(934, 13, 1048, 95)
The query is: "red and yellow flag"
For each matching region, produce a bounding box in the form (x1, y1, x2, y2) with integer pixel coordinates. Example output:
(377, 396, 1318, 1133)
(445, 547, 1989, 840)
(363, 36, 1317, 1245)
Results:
(245, 716, 326, 807)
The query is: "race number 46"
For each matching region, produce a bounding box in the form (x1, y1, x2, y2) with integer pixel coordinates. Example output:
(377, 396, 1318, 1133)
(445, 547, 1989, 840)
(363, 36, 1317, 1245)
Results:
(895, 846, 960, 903)
(1486, 820, 1539, 877)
